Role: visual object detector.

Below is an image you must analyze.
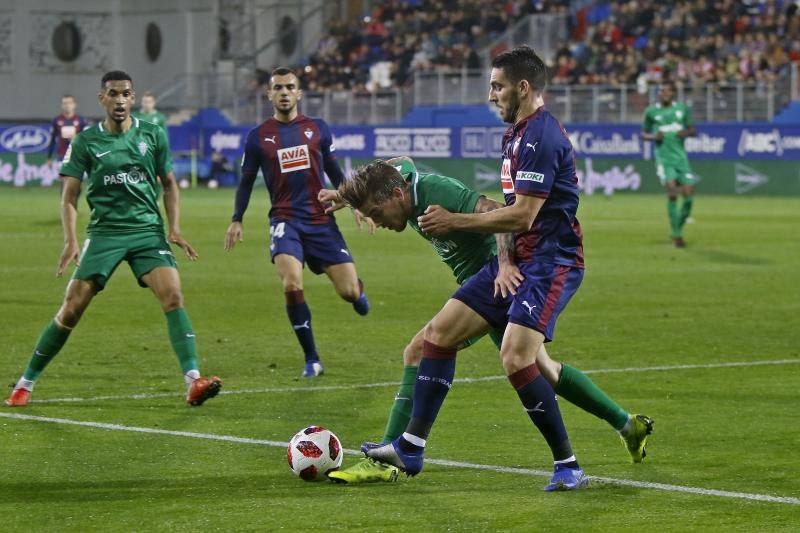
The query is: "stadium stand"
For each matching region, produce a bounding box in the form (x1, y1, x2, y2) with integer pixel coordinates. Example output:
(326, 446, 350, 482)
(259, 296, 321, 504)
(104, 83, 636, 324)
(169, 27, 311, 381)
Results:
(282, 0, 799, 92)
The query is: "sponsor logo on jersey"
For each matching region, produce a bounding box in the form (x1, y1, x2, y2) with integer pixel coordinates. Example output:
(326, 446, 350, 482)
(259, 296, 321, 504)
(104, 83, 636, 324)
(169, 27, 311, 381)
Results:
(516, 171, 545, 183)
(103, 168, 145, 185)
(138, 141, 148, 156)
(0, 125, 51, 153)
(61, 125, 77, 140)
(500, 158, 514, 193)
(278, 144, 311, 173)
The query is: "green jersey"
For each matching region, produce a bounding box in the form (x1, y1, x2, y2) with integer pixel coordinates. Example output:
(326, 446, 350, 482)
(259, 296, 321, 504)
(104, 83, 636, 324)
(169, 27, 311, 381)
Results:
(642, 102, 693, 166)
(396, 160, 496, 284)
(60, 118, 172, 235)
(132, 110, 168, 129)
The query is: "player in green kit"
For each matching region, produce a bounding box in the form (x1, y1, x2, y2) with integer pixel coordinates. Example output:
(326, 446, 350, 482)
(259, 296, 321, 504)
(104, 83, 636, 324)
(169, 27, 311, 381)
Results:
(642, 81, 697, 248)
(319, 159, 652, 483)
(132, 91, 167, 129)
(4, 71, 221, 407)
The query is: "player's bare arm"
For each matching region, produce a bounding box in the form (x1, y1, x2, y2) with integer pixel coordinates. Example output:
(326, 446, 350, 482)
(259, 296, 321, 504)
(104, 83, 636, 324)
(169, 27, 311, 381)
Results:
(225, 171, 258, 251)
(642, 130, 664, 142)
(419, 194, 546, 237)
(678, 124, 696, 139)
(57, 176, 82, 277)
(162, 170, 198, 260)
(473, 195, 522, 297)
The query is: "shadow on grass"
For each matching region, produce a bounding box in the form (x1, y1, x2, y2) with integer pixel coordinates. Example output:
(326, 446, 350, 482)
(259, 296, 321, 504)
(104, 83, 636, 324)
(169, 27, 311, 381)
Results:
(689, 248, 773, 266)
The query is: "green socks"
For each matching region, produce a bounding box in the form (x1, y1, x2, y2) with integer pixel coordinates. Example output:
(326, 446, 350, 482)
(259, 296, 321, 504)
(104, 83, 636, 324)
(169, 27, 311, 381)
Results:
(22, 320, 72, 382)
(381, 365, 417, 443)
(679, 196, 693, 227)
(554, 364, 629, 431)
(165, 308, 199, 374)
(667, 198, 681, 238)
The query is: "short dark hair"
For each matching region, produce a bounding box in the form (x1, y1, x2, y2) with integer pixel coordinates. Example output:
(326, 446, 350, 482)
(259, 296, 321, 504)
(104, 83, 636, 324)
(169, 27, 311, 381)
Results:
(100, 70, 133, 87)
(339, 160, 405, 210)
(61, 94, 75, 101)
(491, 45, 548, 91)
(272, 67, 295, 77)
(142, 91, 156, 99)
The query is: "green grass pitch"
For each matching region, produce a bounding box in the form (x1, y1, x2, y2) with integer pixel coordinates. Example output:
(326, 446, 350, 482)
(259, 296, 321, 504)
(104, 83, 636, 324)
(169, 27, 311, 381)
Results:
(1, 187, 798, 531)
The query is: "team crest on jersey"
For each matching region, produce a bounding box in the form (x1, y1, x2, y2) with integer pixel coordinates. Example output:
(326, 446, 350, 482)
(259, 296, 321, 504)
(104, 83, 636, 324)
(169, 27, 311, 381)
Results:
(278, 144, 311, 173)
(304, 128, 313, 140)
(676, 110, 683, 120)
(501, 158, 514, 193)
(138, 141, 148, 156)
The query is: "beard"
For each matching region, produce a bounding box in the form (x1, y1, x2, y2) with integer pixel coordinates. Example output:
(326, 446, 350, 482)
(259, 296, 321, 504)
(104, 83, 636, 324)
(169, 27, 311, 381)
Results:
(503, 92, 521, 124)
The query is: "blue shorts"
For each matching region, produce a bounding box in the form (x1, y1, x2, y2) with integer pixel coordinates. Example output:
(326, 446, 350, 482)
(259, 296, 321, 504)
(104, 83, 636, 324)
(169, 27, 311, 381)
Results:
(452, 257, 583, 342)
(269, 218, 354, 275)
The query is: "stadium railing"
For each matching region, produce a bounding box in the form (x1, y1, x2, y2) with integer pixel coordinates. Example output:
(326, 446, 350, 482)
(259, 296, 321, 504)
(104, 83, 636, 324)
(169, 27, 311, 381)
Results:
(155, 64, 797, 126)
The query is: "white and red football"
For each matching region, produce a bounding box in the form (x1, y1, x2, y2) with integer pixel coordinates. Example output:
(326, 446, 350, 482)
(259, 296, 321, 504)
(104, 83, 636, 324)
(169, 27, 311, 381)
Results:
(287, 426, 343, 481)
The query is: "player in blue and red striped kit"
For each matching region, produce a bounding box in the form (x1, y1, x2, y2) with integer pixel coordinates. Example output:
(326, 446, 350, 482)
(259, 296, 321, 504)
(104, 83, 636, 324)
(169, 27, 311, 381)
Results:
(224, 67, 370, 377)
(46, 95, 87, 167)
(365, 46, 652, 491)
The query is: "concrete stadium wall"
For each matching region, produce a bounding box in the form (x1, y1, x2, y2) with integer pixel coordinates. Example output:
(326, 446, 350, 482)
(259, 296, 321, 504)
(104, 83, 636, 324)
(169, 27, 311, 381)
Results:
(0, 0, 215, 120)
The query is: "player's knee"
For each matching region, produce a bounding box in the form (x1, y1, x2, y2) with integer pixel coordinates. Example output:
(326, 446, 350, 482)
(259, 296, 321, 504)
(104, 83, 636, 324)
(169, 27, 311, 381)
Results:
(159, 289, 184, 312)
(423, 320, 451, 348)
(337, 282, 360, 303)
(499, 346, 530, 375)
(282, 279, 302, 292)
(403, 339, 424, 365)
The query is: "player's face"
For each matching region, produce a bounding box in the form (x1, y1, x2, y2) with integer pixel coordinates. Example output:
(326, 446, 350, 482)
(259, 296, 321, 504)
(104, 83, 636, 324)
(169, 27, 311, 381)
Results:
(141, 95, 155, 113)
(659, 85, 675, 105)
(99, 80, 135, 123)
(489, 68, 520, 124)
(268, 74, 301, 114)
(360, 188, 408, 232)
(61, 97, 76, 115)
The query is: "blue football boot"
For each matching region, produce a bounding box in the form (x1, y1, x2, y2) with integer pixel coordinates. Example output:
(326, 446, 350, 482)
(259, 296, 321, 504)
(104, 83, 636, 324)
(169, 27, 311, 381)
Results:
(544, 464, 590, 492)
(361, 438, 424, 476)
(302, 360, 324, 378)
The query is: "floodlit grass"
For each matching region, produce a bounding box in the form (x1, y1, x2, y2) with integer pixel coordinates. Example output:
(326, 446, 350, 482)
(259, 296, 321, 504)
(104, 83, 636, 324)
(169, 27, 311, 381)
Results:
(1, 188, 798, 531)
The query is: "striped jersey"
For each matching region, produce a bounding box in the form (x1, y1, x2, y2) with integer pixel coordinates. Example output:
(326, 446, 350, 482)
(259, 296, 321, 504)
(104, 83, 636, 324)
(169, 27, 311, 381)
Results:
(500, 107, 584, 268)
(239, 114, 345, 224)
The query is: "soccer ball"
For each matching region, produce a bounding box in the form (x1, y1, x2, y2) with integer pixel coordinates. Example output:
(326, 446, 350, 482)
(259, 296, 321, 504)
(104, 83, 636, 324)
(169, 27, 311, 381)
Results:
(287, 426, 343, 481)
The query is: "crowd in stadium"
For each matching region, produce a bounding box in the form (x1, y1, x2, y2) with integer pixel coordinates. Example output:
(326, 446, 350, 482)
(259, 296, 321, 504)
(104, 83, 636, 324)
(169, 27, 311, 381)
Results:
(278, 0, 800, 93)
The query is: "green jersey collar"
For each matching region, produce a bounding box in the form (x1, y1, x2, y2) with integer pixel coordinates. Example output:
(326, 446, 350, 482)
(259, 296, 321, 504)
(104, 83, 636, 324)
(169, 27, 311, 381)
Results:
(98, 117, 139, 133)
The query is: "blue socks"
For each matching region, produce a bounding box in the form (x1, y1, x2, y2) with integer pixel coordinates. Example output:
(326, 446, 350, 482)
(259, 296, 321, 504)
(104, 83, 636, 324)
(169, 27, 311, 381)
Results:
(285, 290, 318, 363)
(510, 364, 576, 463)
(399, 341, 456, 453)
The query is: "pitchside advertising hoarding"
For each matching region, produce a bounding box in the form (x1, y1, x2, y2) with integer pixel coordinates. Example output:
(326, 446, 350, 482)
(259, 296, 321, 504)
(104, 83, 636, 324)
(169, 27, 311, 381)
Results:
(3, 122, 800, 195)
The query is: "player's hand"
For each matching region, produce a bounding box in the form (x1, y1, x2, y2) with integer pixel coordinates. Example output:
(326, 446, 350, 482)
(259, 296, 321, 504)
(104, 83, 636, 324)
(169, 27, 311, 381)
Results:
(56, 240, 80, 277)
(169, 231, 199, 261)
(654, 131, 664, 142)
(318, 189, 347, 214)
(494, 262, 524, 298)
(353, 209, 376, 234)
(418, 205, 455, 237)
(224, 222, 243, 251)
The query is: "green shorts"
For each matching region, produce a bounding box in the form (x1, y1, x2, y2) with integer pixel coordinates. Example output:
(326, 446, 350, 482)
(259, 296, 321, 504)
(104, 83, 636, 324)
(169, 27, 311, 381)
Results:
(72, 232, 177, 291)
(656, 160, 696, 186)
(461, 328, 505, 351)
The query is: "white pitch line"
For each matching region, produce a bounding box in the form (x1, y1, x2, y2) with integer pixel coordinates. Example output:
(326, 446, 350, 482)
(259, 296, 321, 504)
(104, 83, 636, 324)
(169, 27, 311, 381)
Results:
(1, 412, 798, 506)
(28, 357, 800, 405)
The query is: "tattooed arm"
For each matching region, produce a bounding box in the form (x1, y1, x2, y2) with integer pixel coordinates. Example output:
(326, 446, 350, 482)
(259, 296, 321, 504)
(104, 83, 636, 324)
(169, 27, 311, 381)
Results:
(474, 196, 523, 297)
